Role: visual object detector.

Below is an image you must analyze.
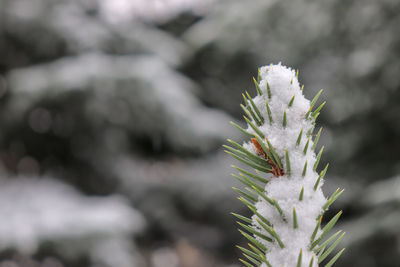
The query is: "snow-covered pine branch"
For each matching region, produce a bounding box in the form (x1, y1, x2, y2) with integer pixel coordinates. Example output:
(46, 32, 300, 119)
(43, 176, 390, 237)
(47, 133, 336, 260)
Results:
(225, 64, 345, 267)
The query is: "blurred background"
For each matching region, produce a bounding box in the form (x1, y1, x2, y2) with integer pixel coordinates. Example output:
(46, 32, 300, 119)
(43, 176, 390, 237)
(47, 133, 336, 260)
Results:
(0, 0, 400, 266)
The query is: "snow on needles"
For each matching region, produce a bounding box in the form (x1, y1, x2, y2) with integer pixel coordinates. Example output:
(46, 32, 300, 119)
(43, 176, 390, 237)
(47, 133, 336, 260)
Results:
(243, 64, 326, 266)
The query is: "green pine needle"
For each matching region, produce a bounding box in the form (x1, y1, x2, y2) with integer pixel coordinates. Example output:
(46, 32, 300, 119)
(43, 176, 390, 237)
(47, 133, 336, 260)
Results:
(317, 245, 326, 258)
(237, 221, 273, 243)
(293, 207, 298, 229)
(242, 94, 262, 126)
(306, 89, 323, 119)
(251, 186, 274, 205)
(311, 211, 343, 250)
(230, 121, 253, 138)
(248, 243, 265, 260)
(314, 163, 329, 191)
(237, 196, 256, 210)
(303, 137, 310, 155)
(322, 188, 344, 214)
(239, 258, 255, 267)
(238, 173, 265, 192)
(309, 256, 314, 267)
(313, 146, 325, 171)
(238, 229, 267, 252)
(312, 101, 326, 118)
(232, 165, 269, 184)
(307, 126, 315, 138)
(244, 116, 265, 139)
(299, 186, 304, 201)
(305, 109, 311, 119)
(231, 212, 252, 224)
(265, 100, 273, 124)
(241, 103, 261, 126)
(289, 95, 295, 107)
(253, 77, 263, 95)
(253, 186, 285, 221)
(266, 82, 272, 99)
(318, 232, 345, 263)
(315, 230, 342, 253)
(256, 219, 285, 248)
(238, 197, 272, 227)
(242, 93, 248, 105)
(296, 128, 303, 146)
(266, 139, 283, 169)
(272, 198, 285, 220)
(302, 160, 307, 177)
(226, 139, 271, 167)
(310, 89, 324, 109)
(285, 149, 291, 177)
(249, 205, 273, 227)
(232, 173, 264, 192)
(223, 144, 271, 170)
(253, 135, 275, 162)
(297, 249, 302, 267)
(225, 150, 272, 173)
(312, 127, 323, 150)
(240, 103, 252, 118)
(233, 187, 257, 202)
(243, 254, 261, 266)
(237, 245, 263, 262)
(248, 244, 272, 267)
(310, 217, 322, 244)
(324, 248, 345, 267)
(246, 91, 264, 124)
(283, 109, 287, 128)
(313, 112, 320, 121)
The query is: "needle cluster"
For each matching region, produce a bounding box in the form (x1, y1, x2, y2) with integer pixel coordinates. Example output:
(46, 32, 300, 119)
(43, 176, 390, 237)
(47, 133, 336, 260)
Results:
(226, 64, 345, 267)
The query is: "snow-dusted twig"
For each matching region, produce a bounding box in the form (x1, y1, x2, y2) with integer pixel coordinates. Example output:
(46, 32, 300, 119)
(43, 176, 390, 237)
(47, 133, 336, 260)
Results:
(225, 64, 345, 267)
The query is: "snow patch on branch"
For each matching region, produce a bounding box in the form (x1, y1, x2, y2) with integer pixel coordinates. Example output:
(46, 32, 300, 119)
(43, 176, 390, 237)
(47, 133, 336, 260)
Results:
(245, 64, 325, 266)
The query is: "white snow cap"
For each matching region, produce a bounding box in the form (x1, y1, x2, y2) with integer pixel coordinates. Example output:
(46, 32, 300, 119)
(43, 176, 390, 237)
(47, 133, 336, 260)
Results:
(243, 63, 326, 266)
